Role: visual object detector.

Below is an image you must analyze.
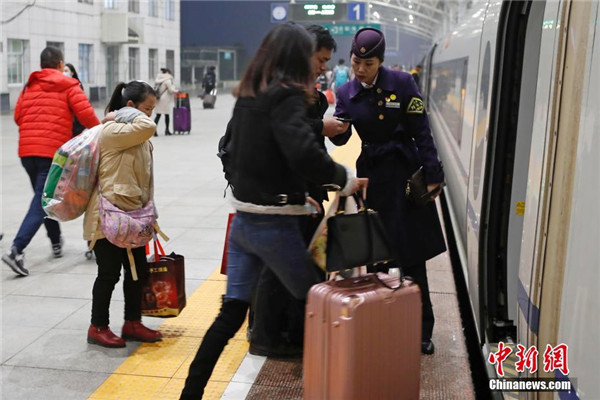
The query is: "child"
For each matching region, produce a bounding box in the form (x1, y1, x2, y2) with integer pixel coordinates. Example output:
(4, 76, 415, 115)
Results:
(84, 81, 162, 348)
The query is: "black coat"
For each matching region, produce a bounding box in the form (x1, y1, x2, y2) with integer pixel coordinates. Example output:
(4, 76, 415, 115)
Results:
(334, 67, 446, 266)
(202, 71, 216, 93)
(229, 85, 347, 207)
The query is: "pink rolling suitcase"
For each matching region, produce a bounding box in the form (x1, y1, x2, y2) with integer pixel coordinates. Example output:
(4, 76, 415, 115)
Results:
(303, 273, 422, 400)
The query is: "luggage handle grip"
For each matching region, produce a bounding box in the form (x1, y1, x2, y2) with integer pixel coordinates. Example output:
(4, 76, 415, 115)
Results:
(349, 273, 405, 291)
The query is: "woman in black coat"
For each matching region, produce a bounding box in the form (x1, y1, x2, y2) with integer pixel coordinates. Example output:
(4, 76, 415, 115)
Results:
(333, 28, 446, 355)
(180, 23, 367, 399)
(63, 63, 86, 136)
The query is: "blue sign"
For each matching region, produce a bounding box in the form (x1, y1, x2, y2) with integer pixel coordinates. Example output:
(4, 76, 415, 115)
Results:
(271, 3, 288, 23)
(347, 2, 365, 21)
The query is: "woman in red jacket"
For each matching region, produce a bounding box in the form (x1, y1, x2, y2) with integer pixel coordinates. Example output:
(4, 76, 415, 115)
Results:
(2, 46, 100, 277)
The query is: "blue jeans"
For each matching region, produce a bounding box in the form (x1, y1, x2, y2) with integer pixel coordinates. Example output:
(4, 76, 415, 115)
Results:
(225, 212, 321, 303)
(13, 157, 61, 253)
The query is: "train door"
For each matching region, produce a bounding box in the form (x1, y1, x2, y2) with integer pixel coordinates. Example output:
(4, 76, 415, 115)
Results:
(466, 0, 499, 341)
(516, 0, 564, 351)
(479, 0, 545, 345)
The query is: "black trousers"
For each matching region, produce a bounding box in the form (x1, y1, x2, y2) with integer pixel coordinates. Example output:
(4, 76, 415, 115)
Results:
(154, 113, 170, 132)
(404, 261, 434, 342)
(371, 261, 434, 341)
(91, 239, 148, 327)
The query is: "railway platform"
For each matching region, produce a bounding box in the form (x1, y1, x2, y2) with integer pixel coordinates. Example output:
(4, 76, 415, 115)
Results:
(1, 93, 475, 399)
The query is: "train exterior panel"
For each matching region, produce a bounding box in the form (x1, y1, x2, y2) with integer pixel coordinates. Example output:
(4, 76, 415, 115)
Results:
(557, 4, 600, 394)
(424, 0, 599, 397)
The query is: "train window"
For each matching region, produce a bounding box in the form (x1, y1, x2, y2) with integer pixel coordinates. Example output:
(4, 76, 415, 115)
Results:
(473, 42, 491, 200)
(430, 57, 469, 146)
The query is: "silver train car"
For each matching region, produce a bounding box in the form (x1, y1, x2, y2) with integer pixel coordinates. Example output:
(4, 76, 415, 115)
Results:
(421, 0, 599, 398)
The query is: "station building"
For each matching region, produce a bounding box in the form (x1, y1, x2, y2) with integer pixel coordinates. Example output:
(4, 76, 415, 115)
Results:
(1, 0, 181, 111)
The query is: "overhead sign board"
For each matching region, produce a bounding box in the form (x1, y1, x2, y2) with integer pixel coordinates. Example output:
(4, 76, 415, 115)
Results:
(347, 2, 366, 21)
(324, 23, 381, 36)
(288, 3, 347, 22)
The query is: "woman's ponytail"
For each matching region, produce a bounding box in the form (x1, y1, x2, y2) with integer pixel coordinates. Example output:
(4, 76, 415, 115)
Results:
(105, 81, 155, 115)
(105, 82, 128, 114)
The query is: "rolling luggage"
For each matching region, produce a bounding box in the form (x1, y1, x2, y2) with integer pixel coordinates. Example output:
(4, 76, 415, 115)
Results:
(203, 89, 217, 109)
(303, 273, 422, 400)
(173, 93, 191, 134)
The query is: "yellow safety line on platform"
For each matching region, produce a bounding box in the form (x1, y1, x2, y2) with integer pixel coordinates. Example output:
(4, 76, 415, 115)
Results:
(89, 130, 361, 400)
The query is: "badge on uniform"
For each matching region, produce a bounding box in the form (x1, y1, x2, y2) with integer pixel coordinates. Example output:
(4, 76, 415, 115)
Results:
(385, 101, 400, 109)
(407, 97, 424, 114)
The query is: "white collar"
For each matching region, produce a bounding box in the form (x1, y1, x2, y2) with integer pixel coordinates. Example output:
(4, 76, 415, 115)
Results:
(360, 74, 379, 89)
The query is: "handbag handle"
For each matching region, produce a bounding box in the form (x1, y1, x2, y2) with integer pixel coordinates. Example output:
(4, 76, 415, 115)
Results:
(336, 192, 368, 214)
(153, 234, 166, 258)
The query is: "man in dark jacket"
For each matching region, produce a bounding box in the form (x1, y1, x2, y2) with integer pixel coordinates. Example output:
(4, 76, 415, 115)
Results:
(248, 25, 350, 357)
(3, 47, 100, 276)
(202, 66, 216, 96)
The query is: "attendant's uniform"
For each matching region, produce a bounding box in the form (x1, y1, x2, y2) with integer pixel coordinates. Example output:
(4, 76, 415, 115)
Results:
(334, 66, 446, 342)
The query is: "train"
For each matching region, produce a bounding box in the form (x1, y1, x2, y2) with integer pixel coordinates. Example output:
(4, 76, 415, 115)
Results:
(421, 0, 599, 398)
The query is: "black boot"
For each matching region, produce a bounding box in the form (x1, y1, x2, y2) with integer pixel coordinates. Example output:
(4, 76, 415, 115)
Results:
(180, 298, 249, 400)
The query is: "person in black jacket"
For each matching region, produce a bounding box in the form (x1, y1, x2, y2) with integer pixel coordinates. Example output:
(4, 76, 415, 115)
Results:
(180, 23, 367, 399)
(248, 24, 350, 358)
(63, 63, 86, 136)
(201, 66, 216, 96)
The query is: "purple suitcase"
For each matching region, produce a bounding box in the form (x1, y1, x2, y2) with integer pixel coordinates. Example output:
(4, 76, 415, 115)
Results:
(173, 106, 191, 134)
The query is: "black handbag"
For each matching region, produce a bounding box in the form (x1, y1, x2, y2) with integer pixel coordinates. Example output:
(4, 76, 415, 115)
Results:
(405, 167, 445, 207)
(325, 194, 394, 272)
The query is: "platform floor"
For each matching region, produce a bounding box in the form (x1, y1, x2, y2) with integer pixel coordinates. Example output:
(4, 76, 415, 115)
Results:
(1, 93, 474, 399)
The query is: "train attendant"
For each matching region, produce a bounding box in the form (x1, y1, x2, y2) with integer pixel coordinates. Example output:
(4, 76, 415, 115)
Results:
(179, 23, 367, 399)
(333, 27, 446, 355)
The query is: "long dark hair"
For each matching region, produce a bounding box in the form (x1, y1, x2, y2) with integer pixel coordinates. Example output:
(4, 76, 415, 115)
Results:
(65, 63, 80, 82)
(105, 81, 156, 114)
(235, 23, 314, 98)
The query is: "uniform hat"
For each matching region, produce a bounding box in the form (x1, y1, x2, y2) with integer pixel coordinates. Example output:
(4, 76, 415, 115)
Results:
(351, 28, 385, 60)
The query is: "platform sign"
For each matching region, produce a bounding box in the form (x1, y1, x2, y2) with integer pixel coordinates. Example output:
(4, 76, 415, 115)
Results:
(324, 23, 381, 36)
(288, 3, 346, 22)
(347, 2, 366, 21)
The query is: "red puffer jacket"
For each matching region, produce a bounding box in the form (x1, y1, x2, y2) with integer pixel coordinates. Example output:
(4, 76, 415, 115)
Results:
(14, 68, 101, 158)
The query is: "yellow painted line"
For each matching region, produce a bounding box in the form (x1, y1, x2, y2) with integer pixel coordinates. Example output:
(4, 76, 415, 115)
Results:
(89, 269, 247, 400)
(89, 130, 361, 400)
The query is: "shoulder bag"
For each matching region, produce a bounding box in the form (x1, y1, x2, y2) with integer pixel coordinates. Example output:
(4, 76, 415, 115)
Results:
(326, 193, 394, 272)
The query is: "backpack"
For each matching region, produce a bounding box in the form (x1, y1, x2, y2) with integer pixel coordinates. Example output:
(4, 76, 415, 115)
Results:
(335, 66, 349, 88)
(217, 119, 234, 190)
(42, 124, 102, 221)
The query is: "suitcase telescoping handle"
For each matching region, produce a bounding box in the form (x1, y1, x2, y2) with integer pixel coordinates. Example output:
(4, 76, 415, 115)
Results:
(353, 273, 405, 291)
(335, 273, 407, 292)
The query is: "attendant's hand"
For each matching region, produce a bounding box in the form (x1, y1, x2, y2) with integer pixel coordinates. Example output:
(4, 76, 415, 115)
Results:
(102, 112, 116, 123)
(322, 117, 350, 138)
(427, 183, 443, 201)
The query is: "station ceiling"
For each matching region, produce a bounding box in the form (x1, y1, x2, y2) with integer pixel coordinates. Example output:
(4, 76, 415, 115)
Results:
(363, 0, 459, 40)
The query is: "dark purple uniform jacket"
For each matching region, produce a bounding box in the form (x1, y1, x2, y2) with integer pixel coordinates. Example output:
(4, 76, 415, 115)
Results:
(334, 66, 446, 266)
